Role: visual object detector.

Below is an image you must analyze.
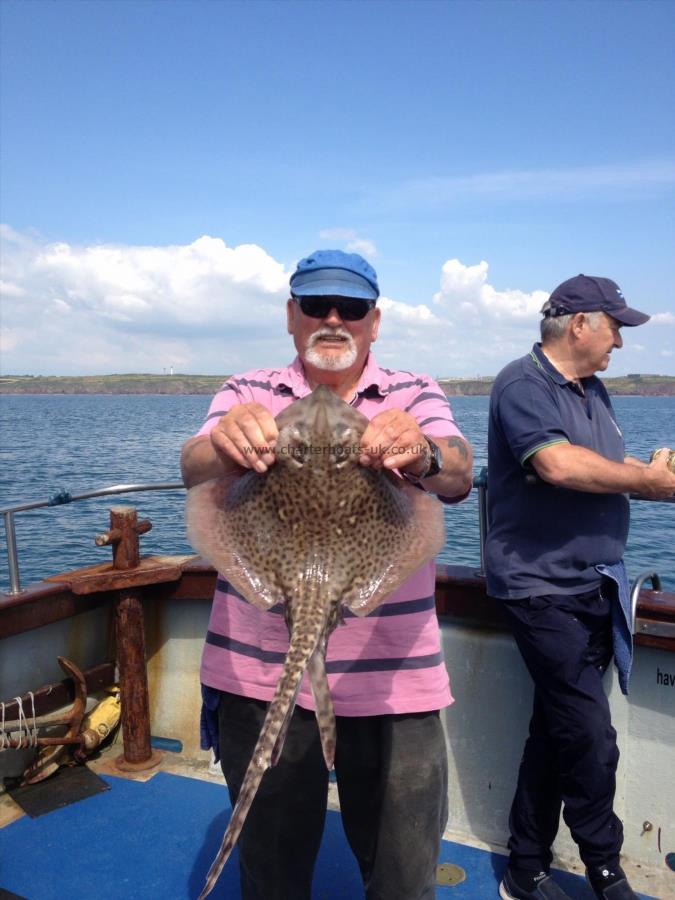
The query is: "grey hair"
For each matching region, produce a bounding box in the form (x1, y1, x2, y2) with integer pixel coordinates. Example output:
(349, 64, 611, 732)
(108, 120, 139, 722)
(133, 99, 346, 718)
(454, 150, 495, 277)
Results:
(540, 301, 604, 341)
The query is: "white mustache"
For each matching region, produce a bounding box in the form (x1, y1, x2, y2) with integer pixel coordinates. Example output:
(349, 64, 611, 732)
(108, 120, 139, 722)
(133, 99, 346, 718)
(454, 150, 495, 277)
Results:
(309, 327, 353, 347)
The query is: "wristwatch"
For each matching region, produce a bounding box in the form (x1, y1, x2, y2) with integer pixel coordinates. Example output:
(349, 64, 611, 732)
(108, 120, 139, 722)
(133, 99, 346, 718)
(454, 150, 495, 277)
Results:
(403, 437, 443, 483)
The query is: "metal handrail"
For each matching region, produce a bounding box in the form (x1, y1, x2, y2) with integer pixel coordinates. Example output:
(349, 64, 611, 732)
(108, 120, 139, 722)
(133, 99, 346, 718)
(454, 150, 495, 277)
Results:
(1, 474, 672, 597)
(630, 571, 663, 633)
(1, 482, 185, 595)
(474, 468, 488, 577)
(0, 482, 185, 517)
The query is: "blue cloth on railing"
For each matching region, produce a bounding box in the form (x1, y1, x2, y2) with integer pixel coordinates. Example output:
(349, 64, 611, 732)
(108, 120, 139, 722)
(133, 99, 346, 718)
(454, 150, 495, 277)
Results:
(596, 560, 633, 695)
(48, 490, 72, 506)
(200, 685, 221, 762)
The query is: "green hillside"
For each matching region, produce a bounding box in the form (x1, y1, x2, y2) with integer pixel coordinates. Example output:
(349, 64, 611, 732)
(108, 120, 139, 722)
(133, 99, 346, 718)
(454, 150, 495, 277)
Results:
(1, 373, 674, 396)
(0, 374, 228, 395)
(438, 374, 675, 397)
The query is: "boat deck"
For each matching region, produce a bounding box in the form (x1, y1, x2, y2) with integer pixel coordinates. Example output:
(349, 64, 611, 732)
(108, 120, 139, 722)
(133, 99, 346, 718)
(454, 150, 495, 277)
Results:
(1, 554, 672, 899)
(0, 755, 658, 900)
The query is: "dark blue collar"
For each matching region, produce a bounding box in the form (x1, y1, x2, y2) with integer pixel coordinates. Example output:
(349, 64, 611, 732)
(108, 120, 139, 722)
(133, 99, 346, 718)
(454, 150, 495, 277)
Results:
(529, 343, 574, 387)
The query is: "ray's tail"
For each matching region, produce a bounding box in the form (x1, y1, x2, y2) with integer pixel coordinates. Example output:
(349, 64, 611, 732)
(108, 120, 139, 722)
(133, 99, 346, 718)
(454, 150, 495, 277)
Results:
(307, 641, 336, 769)
(197, 614, 325, 899)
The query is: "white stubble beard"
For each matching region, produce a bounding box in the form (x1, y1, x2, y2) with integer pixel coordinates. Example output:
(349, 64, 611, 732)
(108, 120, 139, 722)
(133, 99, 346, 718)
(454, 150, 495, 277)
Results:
(305, 327, 359, 371)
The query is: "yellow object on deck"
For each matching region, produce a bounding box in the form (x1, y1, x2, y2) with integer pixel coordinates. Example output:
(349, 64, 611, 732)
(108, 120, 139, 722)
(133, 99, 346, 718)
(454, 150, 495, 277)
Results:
(79, 687, 122, 754)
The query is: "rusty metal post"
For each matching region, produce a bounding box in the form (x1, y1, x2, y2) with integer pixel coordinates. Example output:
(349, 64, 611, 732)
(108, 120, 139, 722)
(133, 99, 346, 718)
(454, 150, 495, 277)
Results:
(114, 589, 160, 770)
(96, 506, 161, 772)
(95, 506, 152, 569)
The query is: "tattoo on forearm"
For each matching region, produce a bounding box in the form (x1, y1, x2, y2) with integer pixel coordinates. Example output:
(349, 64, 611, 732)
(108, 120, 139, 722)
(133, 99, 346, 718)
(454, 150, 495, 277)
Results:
(445, 437, 469, 461)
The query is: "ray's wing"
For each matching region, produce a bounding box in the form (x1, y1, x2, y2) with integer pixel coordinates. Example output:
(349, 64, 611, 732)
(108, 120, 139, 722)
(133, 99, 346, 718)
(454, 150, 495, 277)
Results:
(342, 479, 445, 616)
(185, 473, 286, 611)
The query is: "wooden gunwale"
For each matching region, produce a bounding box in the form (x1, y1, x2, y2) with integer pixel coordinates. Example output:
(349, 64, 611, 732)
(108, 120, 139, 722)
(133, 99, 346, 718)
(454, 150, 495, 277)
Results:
(1, 558, 673, 726)
(1, 558, 673, 650)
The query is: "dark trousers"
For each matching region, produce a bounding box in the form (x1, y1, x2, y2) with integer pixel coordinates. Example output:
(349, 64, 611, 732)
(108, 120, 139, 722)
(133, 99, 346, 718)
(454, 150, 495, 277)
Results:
(217, 691, 448, 900)
(502, 586, 624, 873)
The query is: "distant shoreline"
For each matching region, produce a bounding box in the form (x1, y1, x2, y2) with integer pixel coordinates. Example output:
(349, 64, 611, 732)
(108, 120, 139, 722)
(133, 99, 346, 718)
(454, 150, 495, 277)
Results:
(2, 374, 675, 397)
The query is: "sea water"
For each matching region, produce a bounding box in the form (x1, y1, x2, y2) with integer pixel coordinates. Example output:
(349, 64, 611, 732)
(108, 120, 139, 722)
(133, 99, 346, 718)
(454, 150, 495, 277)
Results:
(0, 394, 673, 591)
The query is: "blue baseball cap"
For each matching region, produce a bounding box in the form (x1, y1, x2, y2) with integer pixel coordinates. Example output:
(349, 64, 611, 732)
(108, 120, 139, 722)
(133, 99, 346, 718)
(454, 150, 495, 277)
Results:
(545, 275, 649, 326)
(290, 249, 380, 301)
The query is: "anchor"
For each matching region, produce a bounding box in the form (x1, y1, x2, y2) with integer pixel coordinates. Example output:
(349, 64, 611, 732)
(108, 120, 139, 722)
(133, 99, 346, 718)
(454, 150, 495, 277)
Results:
(1, 656, 124, 784)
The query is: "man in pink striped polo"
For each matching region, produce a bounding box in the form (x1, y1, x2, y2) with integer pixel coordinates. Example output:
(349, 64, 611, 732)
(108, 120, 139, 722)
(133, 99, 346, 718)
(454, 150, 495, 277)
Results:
(181, 249, 473, 900)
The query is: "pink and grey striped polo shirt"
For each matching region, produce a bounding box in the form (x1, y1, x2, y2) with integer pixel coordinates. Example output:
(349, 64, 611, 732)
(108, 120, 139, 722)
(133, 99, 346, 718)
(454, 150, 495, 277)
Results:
(196, 354, 466, 716)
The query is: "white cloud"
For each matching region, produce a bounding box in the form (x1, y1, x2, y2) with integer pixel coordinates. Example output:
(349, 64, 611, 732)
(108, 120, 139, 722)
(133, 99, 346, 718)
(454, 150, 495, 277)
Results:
(648, 311, 675, 325)
(433, 259, 548, 323)
(318, 227, 377, 258)
(369, 260, 548, 377)
(0, 280, 26, 298)
(345, 238, 377, 258)
(367, 159, 675, 212)
(29, 234, 288, 328)
(1, 227, 672, 377)
(0, 326, 22, 354)
(379, 297, 437, 323)
(0, 229, 292, 374)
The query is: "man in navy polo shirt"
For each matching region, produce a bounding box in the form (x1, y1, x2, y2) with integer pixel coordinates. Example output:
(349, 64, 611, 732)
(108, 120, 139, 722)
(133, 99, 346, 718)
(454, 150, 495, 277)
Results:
(486, 275, 675, 900)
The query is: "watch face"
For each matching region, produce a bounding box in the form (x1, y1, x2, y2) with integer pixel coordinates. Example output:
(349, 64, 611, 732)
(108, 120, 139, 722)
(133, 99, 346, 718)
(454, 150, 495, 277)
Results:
(426, 438, 442, 477)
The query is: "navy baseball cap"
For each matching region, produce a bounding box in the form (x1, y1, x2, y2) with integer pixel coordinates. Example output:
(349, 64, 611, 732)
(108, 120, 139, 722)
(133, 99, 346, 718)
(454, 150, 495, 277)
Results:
(545, 275, 650, 326)
(290, 249, 379, 301)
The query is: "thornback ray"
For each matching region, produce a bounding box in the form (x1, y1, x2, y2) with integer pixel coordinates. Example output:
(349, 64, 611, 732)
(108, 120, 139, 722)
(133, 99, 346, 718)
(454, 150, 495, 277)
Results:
(186, 384, 445, 898)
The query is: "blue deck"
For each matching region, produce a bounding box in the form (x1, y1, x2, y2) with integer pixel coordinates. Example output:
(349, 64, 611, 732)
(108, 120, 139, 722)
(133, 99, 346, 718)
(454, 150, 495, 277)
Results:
(0, 771, 656, 899)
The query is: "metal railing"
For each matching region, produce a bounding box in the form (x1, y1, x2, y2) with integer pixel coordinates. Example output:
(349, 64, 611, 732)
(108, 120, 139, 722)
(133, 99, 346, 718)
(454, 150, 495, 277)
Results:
(630, 571, 663, 633)
(474, 468, 488, 577)
(2, 477, 490, 595)
(1, 474, 672, 596)
(1, 482, 184, 595)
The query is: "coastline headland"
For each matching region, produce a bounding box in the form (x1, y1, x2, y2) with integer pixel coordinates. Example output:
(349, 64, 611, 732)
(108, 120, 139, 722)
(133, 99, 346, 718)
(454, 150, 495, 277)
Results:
(2, 374, 675, 397)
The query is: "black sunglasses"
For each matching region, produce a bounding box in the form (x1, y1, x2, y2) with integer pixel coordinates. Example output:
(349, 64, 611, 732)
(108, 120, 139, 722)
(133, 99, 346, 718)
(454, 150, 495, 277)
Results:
(291, 295, 375, 321)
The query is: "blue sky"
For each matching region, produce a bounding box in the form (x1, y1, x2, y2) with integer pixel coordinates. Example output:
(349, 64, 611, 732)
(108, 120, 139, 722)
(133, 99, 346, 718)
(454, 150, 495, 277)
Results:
(1, 0, 674, 376)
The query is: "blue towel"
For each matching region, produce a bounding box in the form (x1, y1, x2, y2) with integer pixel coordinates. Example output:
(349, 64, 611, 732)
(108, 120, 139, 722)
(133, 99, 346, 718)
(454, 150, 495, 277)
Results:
(596, 560, 633, 695)
(200, 684, 221, 762)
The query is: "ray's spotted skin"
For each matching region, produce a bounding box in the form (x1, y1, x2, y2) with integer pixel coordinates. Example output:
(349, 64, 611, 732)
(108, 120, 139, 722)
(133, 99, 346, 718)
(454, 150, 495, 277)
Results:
(186, 385, 445, 898)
